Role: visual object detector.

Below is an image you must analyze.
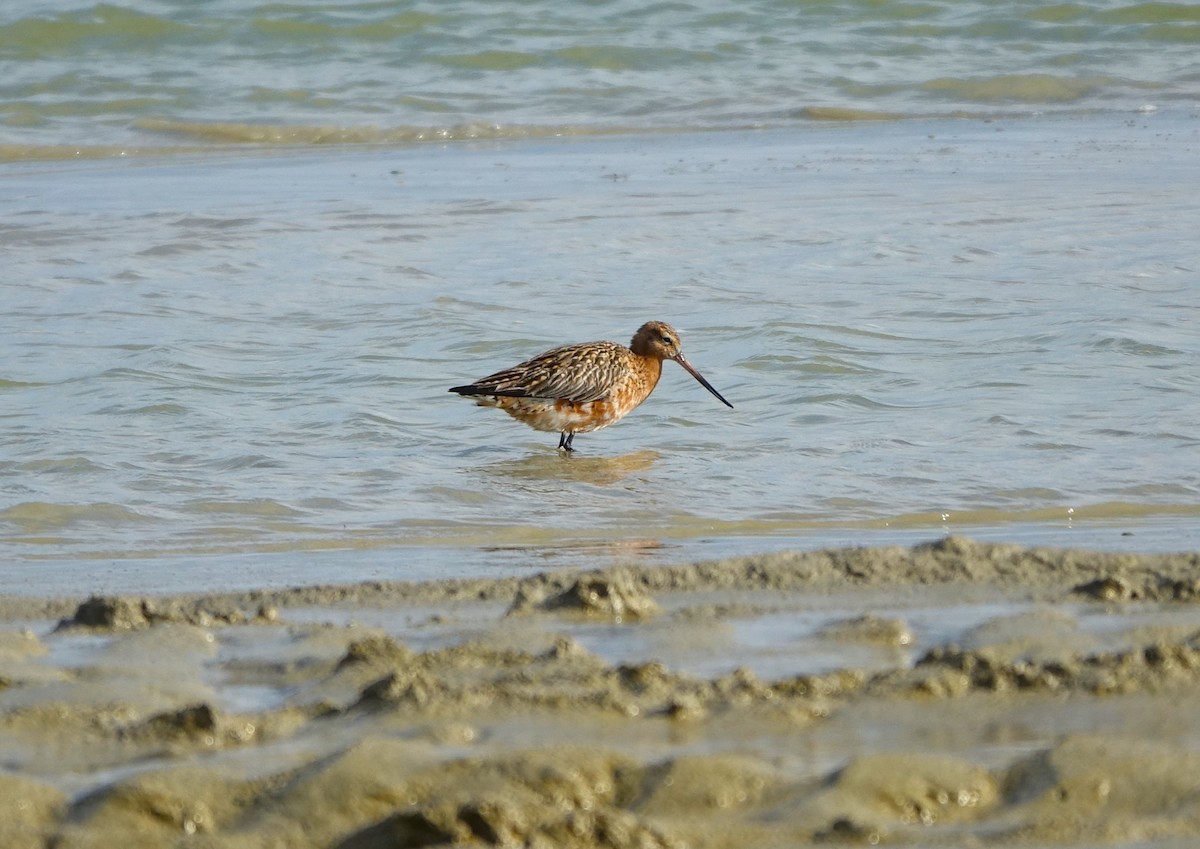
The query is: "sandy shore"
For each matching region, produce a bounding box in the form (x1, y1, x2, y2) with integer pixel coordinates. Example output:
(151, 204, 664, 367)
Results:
(4, 537, 1200, 848)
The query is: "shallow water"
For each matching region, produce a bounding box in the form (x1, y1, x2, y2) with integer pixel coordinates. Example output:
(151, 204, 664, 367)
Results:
(3, 0, 1199, 158)
(2, 114, 1199, 589)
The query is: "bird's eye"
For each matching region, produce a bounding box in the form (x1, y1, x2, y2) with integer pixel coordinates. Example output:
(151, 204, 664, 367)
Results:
(660, 334, 674, 346)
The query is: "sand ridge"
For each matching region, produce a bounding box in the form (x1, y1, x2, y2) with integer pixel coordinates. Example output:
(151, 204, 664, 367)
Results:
(4, 537, 1200, 847)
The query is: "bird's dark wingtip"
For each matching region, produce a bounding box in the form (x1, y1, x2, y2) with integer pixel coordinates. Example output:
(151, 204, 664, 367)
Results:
(449, 385, 530, 398)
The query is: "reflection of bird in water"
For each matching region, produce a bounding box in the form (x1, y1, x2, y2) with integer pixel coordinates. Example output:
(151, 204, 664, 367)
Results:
(450, 321, 733, 451)
(484, 449, 661, 487)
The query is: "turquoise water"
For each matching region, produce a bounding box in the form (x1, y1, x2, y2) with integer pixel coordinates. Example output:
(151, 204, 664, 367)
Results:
(2, 0, 1199, 157)
(1, 3, 1199, 590)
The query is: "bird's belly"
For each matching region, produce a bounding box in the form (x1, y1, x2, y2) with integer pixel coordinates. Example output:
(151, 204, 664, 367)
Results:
(485, 397, 631, 434)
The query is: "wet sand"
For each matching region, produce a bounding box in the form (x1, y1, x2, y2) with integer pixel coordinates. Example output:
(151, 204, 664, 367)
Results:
(4, 537, 1200, 848)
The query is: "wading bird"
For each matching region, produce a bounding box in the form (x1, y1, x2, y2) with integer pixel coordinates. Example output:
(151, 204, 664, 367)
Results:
(449, 320, 733, 451)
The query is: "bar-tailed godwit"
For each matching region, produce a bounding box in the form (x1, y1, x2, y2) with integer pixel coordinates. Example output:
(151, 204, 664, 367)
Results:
(449, 320, 733, 451)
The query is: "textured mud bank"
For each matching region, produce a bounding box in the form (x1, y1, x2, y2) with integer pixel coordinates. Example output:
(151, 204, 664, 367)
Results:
(4, 537, 1200, 848)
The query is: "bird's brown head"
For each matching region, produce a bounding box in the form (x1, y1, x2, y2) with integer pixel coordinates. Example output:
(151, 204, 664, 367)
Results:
(629, 320, 733, 409)
(630, 321, 683, 360)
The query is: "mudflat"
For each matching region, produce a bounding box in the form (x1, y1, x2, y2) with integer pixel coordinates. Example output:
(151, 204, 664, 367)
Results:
(4, 537, 1200, 848)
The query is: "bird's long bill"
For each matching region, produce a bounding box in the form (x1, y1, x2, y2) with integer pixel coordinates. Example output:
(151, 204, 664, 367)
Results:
(673, 354, 734, 408)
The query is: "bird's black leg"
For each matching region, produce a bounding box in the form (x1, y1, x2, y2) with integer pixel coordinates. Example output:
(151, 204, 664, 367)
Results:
(558, 432, 575, 452)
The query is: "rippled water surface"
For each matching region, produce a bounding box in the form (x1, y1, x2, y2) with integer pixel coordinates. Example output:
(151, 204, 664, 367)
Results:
(3, 115, 1199, 588)
(2, 0, 1199, 590)
(2, 0, 1199, 157)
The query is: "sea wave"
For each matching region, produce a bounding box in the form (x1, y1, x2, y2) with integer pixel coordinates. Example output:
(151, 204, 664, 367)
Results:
(1, 0, 1196, 156)
(0, 120, 660, 161)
